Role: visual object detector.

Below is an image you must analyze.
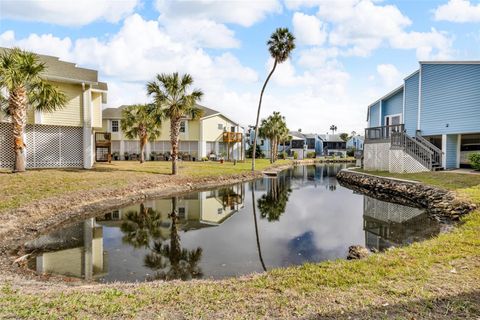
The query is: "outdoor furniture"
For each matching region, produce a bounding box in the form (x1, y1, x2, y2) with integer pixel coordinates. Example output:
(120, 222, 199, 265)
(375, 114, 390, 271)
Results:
(130, 153, 138, 161)
(209, 153, 217, 161)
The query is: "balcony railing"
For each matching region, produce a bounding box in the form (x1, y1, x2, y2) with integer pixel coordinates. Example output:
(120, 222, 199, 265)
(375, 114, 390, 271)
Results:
(223, 132, 243, 143)
(365, 124, 404, 142)
(95, 132, 111, 147)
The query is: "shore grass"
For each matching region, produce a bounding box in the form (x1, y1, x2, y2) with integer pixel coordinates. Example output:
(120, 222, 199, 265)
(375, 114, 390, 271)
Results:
(0, 159, 288, 212)
(0, 170, 479, 318)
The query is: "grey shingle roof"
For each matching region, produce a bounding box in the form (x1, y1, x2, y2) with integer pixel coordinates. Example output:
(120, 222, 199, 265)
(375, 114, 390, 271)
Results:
(0, 47, 107, 90)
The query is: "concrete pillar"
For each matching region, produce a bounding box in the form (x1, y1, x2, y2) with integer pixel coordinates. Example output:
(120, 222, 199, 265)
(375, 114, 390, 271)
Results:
(441, 134, 447, 169)
(120, 140, 125, 160)
(82, 84, 93, 169)
(146, 141, 151, 161)
(83, 218, 94, 280)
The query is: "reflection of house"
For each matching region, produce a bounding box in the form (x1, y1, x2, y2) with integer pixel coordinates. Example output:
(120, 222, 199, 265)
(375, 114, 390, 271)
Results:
(26, 219, 107, 280)
(97, 184, 245, 239)
(363, 196, 440, 251)
(364, 62, 480, 172)
(0, 47, 108, 169)
(103, 104, 244, 161)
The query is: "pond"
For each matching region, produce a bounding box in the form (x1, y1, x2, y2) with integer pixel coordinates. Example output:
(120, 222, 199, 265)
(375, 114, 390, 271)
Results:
(23, 164, 441, 283)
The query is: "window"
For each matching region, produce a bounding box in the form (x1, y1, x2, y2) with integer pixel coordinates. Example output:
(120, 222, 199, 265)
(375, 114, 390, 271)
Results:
(231, 126, 235, 132)
(217, 208, 223, 215)
(218, 124, 223, 130)
(260, 139, 265, 146)
(179, 121, 186, 133)
(178, 207, 186, 219)
(111, 120, 119, 132)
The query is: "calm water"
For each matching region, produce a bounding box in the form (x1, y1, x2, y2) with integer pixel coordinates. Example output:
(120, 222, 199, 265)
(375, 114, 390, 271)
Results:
(24, 164, 441, 282)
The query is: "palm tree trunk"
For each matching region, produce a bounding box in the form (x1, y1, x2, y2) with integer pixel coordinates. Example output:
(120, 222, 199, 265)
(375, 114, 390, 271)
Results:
(139, 134, 147, 164)
(170, 117, 181, 175)
(252, 59, 278, 172)
(251, 186, 266, 272)
(10, 86, 28, 172)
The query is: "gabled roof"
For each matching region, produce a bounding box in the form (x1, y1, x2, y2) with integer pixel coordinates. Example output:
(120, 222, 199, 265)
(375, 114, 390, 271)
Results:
(367, 84, 404, 108)
(288, 131, 306, 140)
(0, 47, 107, 90)
(318, 134, 344, 142)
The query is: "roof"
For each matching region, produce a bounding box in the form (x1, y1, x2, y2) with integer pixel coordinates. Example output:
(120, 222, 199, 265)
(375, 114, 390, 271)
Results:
(367, 84, 404, 108)
(102, 104, 240, 124)
(0, 47, 107, 90)
(288, 131, 306, 140)
(318, 134, 345, 142)
(419, 60, 480, 65)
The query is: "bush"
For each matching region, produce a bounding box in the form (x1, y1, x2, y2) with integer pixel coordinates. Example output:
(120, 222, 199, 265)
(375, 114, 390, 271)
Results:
(293, 151, 298, 160)
(246, 144, 264, 159)
(278, 152, 286, 160)
(469, 153, 480, 170)
(306, 151, 316, 159)
(347, 148, 355, 157)
(201, 156, 209, 161)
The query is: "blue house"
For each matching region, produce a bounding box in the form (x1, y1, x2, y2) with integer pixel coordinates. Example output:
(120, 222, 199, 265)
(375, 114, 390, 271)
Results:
(246, 127, 271, 158)
(365, 61, 480, 172)
(347, 135, 364, 150)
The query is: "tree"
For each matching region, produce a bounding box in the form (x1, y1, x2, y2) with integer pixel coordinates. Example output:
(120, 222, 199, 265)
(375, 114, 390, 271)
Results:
(120, 203, 162, 248)
(246, 143, 264, 159)
(120, 104, 162, 164)
(257, 175, 291, 221)
(252, 28, 295, 171)
(258, 111, 288, 163)
(329, 125, 338, 135)
(147, 73, 203, 175)
(0, 48, 67, 172)
(339, 132, 349, 142)
(351, 130, 357, 137)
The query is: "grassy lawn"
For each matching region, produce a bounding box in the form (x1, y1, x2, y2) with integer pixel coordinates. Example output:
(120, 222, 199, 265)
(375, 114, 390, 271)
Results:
(0, 159, 288, 212)
(0, 170, 479, 318)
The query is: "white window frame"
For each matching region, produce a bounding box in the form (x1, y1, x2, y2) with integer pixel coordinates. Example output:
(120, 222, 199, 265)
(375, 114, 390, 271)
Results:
(179, 120, 187, 133)
(111, 120, 119, 133)
(384, 113, 403, 126)
(218, 123, 223, 130)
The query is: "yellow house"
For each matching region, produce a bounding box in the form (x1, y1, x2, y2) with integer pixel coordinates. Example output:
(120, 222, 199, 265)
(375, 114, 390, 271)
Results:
(102, 105, 245, 161)
(0, 47, 107, 169)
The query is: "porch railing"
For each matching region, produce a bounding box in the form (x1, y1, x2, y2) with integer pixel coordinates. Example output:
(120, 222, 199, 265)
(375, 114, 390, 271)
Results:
(365, 124, 404, 142)
(391, 131, 433, 170)
(223, 132, 243, 143)
(414, 133, 443, 167)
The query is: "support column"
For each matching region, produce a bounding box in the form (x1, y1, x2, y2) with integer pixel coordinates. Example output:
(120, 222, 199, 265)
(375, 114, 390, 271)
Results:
(146, 141, 151, 161)
(120, 140, 125, 160)
(82, 84, 93, 169)
(83, 218, 94, 280)
(441, 134, 447, 169)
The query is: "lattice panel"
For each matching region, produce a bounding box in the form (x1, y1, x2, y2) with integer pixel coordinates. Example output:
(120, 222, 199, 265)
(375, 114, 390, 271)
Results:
(0, 123, 14, 168)
(364, 196, 423, 223)
(0, 123, 83, 169)
(389, 149, 429, 173)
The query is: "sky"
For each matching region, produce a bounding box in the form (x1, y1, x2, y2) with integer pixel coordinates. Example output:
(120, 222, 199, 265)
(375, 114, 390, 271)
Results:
(1, 0, 480, 134)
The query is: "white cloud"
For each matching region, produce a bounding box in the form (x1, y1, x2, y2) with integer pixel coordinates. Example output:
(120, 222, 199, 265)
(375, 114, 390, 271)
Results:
(292, 12, 327, 46)
(434, 0, 480, 23)
(390, 29, 454, 60)
(0, 0, 139, 26)
(376, 64, 402, 88)
(154, 0, 282, 27)
(297, 47, 340, 69)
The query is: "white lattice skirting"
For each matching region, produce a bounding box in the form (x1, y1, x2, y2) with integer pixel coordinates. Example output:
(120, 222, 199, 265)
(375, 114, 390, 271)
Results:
(364, 142, 429, 173)
(0, 122, 84, 169)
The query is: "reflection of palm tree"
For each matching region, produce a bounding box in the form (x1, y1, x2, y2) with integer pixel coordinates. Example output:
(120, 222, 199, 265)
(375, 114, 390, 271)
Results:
(144, 197, 203, 281)
(120, 203, 162, 248)
(257, 176, 292, 222)
(252, 186, 267, 272)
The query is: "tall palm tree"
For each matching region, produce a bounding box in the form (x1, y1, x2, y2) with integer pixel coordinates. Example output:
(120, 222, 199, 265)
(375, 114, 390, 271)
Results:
(257, 175, 292, 222)
(120, 203, 163, 248)
(251, 186, 267, 272)
(251, 28, 295, 171)
(120, 104, 163, 164)
(0, 48, 67, 172)
(329, 125, 338, 135)
(147, 73, 203, 175)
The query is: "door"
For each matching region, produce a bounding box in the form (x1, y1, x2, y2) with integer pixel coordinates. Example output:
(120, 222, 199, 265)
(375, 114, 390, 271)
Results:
(385, 114, 402, 137)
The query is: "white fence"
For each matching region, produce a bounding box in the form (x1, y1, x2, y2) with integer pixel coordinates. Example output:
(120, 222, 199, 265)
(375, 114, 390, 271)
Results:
(0, 122, 84, 169)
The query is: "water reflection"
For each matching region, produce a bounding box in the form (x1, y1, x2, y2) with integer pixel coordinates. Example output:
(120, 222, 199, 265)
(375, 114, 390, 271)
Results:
(23, 164, 442, 282)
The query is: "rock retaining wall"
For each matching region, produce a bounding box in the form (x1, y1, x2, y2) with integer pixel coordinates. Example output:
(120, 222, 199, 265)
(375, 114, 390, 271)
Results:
(336, 169, 476, 220)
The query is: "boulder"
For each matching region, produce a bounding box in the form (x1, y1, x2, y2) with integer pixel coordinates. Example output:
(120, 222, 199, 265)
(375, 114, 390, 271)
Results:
(347, 245, 370, 260)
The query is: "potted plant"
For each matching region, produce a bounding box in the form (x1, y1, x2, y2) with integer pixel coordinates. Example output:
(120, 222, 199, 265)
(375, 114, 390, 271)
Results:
(123, 152, 129, 160)
(219, 152, 227, 164)
(112, 152, 120, 160)
(150, 151, 157, 161)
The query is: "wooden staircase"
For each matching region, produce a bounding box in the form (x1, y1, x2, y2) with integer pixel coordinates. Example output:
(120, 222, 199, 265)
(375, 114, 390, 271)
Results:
(391, 131, 443, 171)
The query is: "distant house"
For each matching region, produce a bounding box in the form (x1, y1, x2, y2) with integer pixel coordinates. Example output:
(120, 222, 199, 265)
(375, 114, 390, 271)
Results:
(102, 104, 244, 161)
(347, 135, 364, 150)
(284, 131, 323, 159)
(319, 134, 347, 157)
(0, 47, 107, 169)
(246, 127, 271, 158)
(364, 61, 480, 172)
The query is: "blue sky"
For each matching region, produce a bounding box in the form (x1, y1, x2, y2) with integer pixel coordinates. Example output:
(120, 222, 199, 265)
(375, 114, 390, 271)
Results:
(1, 0, 480, 134)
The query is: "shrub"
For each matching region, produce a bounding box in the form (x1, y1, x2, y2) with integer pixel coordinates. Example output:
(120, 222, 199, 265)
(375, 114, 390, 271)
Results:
(246, 144, 264, 159)
(201, 156, 209, 161)
(306, 151, 316, 159)
(293, 151, 298, 160)
(469, 153, 480, 170)
(347, 148, 355, 157)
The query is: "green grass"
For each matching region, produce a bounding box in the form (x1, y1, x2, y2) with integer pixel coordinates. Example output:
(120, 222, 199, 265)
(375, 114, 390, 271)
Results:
(0, 159, 288, 212)
(1, 170, 479, 318)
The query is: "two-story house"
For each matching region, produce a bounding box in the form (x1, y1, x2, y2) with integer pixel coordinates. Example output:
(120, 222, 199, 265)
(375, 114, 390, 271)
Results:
(102, 105, 245, 161)
(364, 61, 480, 172)
(347, 135, 365, 151)
(0, 48, 107, 169)
(319, 134, 347, 157)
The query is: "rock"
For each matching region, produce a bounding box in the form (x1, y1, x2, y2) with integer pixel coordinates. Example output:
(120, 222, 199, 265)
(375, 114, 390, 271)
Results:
(347, 245, 370, 260)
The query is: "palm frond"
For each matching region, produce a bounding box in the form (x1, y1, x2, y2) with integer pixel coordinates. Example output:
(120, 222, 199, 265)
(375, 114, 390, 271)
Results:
(28, 80, 67, 112)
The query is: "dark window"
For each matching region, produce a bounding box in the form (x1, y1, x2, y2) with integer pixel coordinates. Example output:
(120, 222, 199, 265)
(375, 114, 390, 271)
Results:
(180, 121, 186, 133)
(291, 140, 304, 148)
(231, 126, 235, 132)
(218, 124, 223, 130)
(307, 138, 315, 149)
(111, 120, 119, 132)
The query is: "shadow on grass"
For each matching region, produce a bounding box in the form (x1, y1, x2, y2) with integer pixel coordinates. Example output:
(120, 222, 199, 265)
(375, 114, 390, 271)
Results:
(309, 290, 480, 319)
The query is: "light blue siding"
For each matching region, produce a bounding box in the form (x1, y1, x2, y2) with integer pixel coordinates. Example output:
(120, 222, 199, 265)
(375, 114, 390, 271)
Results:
(445, 134, 458, 169)
(421, 64, 480, 135)
(369, 102, 380, 127)
(381, 90, 403, 125)
(404, 72, 419, 135)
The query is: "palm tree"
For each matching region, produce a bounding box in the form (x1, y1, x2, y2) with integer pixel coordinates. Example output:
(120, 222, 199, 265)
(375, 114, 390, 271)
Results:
(147, 73, 203, 175)
(0, 48, 67, 172)
(257, 175, 292, 222)
(251, 28, 295, 171)
(329, 125, 338, 135)
(120, 104, 162, 164)
(251, 186, 267, 272)
(120, 203, 163, 248)
(258, 111, 288, 163)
